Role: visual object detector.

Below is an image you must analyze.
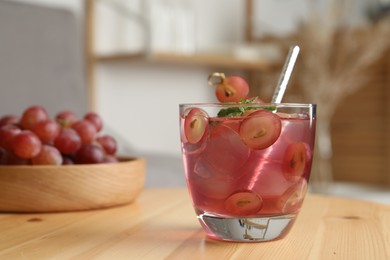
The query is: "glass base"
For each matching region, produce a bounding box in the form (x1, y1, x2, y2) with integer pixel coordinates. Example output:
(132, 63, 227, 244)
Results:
(197, 212, 297, 242)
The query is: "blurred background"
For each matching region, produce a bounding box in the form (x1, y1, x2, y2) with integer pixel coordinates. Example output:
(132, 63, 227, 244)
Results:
(0, 0, 389, 202)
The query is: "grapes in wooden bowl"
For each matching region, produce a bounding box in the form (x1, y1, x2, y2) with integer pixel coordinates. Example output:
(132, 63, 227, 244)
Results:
(0, 106, 145, 212)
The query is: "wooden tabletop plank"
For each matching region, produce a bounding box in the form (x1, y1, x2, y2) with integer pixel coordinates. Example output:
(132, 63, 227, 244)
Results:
(0, 189, 389, 259)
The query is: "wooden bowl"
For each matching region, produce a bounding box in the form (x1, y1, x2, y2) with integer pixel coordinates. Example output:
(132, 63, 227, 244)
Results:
(0, 157, 145, 213)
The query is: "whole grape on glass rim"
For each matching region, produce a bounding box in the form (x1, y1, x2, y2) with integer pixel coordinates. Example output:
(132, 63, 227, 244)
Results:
(0, 105, 118, 166)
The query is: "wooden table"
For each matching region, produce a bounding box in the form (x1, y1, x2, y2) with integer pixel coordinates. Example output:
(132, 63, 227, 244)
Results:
(1, 189, 389, 259)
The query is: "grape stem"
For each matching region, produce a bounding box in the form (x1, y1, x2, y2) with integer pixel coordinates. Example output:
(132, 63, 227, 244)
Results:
(207, 72, 226, 86)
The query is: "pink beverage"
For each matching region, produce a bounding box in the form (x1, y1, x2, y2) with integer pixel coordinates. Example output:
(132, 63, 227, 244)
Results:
(180, 103, 316, 242)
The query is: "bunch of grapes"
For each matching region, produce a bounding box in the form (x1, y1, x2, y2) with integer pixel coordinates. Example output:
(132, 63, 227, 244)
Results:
(0, 106, 118, 165)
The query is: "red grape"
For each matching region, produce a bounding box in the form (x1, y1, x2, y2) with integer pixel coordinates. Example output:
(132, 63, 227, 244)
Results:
(0, 106, 116, 165)
(0, 115, 19, 127)
(55, 110, 77, 128)
(20, 105, 49, 130)
(84, 112, 103, 132)
(208, 73, 249, 102)
(62, 155, 75, 165)
(224, 191, 263, 216)
(72, 120, 97, 145)
(282, 142, 310, 181)
(239, 110, 281, 150)
(33, 119, 60, 144)
(74, 144, 105, 164)
(96, 135, 117, 155)
(54, 128, 82, 154)
(0, 148, 6, 164)
(1, 149, 30, 165)
(183, 108, 209, 144)
(32, 145, 63, 165)
(277, 179, 308, 214)
(0, 125, 21, 151)
(12, 130, 42, 159)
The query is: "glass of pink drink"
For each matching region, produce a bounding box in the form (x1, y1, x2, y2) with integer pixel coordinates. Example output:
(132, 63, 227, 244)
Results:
(180, 103, 316, 242)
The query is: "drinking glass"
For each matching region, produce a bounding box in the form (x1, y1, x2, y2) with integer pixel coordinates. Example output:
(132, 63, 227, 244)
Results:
(179, 103, 316, 242)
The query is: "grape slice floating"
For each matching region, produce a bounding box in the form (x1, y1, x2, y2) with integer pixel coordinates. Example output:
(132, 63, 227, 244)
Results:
(184, 108, 209, 144)
(239, 110, 281, 150)
(225, 191, 263, 216)
(282, 142, 310, 180)
(278, 179, 308, 214)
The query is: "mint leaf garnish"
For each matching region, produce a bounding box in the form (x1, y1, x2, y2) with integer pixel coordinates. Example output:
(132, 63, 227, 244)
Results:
(217, 107, 245, 117)
(217, 97, 276, 117)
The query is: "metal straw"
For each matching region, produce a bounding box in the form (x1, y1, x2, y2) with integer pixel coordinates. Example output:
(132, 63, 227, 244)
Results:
(271, 45, 300, 103)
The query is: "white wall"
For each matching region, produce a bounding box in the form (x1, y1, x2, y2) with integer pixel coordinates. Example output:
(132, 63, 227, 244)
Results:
(96, 62, 216, 156)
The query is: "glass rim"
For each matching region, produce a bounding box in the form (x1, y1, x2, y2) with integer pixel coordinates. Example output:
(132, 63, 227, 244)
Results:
(179, 102, 316, 109)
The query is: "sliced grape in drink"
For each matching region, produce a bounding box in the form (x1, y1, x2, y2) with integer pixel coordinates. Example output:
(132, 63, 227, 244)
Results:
(278, 178, 308, 214)
(224, 191, 263, 216)
(282, 142, 311, 181)
(183, 108, 209, 144)
(239, 110, 281, 150)
(181, 119, 207, 156)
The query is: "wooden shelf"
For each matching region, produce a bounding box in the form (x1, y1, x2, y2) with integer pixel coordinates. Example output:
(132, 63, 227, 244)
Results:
(95, 51, 281, 71)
